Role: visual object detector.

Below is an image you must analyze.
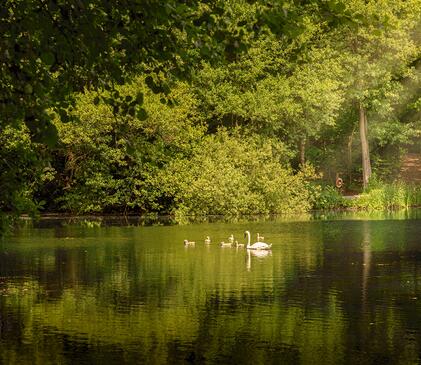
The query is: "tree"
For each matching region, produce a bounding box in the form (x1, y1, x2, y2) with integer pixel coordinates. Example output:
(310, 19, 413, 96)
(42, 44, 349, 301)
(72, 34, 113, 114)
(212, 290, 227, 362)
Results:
(334, 0, 421, 188)
(193, 31, 344, 167)
(0, 0, 258, 225)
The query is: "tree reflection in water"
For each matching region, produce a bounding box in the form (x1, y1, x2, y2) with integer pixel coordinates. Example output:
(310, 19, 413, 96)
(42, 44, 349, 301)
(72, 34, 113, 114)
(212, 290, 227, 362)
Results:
(1, 217, 421, 364)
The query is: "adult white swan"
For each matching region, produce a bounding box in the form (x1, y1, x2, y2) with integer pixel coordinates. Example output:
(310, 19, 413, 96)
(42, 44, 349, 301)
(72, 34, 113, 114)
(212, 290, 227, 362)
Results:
(244, 231, 272, 250)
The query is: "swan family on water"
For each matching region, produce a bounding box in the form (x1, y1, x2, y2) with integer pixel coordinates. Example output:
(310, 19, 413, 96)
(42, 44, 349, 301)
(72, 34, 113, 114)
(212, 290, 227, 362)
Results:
(244, 231, 272, 250)
(184, 231, 272, 250)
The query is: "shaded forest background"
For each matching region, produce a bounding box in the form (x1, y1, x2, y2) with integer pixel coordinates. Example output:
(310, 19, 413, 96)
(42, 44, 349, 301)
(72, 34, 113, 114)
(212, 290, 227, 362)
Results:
(1, 0, 421, 227)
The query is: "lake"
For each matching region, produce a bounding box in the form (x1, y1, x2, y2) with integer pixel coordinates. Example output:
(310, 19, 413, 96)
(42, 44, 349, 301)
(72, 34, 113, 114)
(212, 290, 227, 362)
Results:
(1, 211, 421, 364)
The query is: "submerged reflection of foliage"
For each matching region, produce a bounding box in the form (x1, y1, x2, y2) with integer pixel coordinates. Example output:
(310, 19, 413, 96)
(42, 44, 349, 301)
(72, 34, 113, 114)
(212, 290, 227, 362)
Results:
(1, 221, 421, 364)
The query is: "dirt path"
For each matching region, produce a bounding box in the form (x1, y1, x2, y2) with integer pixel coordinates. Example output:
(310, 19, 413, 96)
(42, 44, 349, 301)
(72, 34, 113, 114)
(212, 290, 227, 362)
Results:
(399, 153, 421, 183)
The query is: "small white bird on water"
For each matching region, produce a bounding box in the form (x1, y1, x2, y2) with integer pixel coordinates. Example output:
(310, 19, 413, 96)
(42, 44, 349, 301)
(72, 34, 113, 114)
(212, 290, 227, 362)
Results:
(205, 236, 211, 244)
(184, 240, 195, 246)
(220, 241, 233, 247)
(220, 234, 234, 247)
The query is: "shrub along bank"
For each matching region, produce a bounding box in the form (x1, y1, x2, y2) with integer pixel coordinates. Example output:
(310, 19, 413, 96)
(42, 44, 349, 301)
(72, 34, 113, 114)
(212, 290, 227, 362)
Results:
(3, 79, 420, 224)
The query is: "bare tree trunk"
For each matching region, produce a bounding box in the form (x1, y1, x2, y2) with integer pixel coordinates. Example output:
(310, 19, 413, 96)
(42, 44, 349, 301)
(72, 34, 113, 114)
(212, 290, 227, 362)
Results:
(299, 137, 306, 166)
(347, 125, 356, 186)
(359, 104, 372, 189)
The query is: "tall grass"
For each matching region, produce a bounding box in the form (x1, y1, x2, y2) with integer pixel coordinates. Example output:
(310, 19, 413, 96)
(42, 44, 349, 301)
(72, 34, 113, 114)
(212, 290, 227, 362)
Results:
(351, 181, 421, 210)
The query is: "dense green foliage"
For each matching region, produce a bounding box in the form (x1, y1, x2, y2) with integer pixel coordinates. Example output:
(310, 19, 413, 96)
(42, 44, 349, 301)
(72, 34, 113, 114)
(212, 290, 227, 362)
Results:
(1, 0, 421, 227)
(46, 80, 318, 216)
(0, 125, 51, 230)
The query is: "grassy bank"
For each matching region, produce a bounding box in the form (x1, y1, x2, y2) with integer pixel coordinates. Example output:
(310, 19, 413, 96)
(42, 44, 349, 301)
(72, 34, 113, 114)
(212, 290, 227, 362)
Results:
(350, 181, 421, 210)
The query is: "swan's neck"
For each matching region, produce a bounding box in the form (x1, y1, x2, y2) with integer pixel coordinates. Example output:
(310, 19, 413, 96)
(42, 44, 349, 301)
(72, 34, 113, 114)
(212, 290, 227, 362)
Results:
(246, 231, 251, 247)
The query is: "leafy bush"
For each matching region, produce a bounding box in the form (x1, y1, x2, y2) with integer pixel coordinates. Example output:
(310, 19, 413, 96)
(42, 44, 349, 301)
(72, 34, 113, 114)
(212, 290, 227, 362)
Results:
(155, 130, 316, 218)
(50, 76, 321, 218)
(312, 185, 348, 210)
(0, 125, 52, 229)
(53, 80, 203, 214)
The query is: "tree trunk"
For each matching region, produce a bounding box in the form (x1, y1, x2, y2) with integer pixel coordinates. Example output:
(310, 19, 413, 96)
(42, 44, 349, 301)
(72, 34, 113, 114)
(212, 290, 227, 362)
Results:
(347, 125, 356, 186)
(299, 137, 306, 166)
(359, 104, 372, 189)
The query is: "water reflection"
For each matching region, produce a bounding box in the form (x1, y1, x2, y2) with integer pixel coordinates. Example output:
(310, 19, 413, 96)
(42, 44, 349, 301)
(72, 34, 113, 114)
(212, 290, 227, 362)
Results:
(246, 249, 272, 271)
(362, 220, 371, 309)
(1, 215, 421, 364)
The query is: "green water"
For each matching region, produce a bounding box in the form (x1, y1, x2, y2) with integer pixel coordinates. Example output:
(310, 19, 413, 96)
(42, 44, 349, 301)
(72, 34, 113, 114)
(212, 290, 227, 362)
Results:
(1, 212, 421, 364)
